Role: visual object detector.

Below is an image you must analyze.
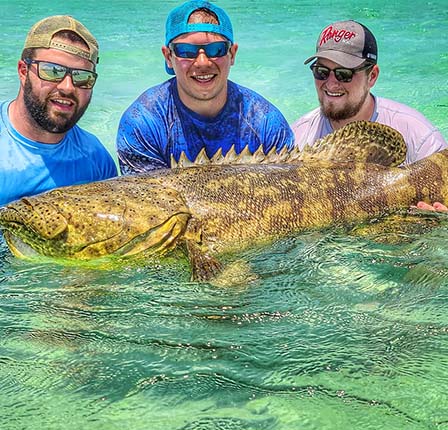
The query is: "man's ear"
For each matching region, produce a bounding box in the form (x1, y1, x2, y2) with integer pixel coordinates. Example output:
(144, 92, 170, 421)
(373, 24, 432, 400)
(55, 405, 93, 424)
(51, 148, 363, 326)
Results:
(18, 60, 28, 84)
(368, 64, 380, 88)
(161, 46, 173, 69)
(229, 43, 238, 66)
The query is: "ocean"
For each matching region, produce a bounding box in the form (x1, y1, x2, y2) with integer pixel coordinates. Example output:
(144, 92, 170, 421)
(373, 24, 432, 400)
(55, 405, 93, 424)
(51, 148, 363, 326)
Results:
(0, 1, 447, 429)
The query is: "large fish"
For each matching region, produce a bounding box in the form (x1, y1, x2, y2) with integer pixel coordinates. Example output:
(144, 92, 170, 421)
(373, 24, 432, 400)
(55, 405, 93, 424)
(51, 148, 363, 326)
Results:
(1, 122, 447, 281)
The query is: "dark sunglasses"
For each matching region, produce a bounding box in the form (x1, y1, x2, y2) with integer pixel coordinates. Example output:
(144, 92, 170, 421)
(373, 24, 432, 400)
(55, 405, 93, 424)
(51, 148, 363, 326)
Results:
(310, 62, 374, 83)
(24, 59, 97, 89)
(169, 41, 231, 59)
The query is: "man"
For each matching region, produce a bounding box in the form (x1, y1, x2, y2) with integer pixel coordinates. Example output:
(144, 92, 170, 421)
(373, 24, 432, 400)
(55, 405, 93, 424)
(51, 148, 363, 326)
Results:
(292, 20, 448, 164)
(0, 15, 117, 206)
(116, 0, 294, 173)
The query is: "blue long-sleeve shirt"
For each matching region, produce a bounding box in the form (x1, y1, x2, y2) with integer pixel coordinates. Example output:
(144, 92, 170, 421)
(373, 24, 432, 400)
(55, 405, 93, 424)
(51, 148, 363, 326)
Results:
(116, 78, 294, 173)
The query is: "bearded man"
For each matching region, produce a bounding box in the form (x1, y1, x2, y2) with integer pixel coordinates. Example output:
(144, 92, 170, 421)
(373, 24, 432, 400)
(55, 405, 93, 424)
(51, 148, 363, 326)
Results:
(292, 20, 447, 165)
(0, 15, 117, 206)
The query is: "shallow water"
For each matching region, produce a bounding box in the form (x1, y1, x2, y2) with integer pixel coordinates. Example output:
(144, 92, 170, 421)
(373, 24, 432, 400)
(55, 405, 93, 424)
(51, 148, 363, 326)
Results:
(1, 218, 448, 429)
(1, 0, 448, 428)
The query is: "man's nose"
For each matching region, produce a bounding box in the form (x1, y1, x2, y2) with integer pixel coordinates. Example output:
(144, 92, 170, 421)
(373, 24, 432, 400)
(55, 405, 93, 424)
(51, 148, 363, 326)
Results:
(56, 73, 76, 91)
(194, 49, 212, 66)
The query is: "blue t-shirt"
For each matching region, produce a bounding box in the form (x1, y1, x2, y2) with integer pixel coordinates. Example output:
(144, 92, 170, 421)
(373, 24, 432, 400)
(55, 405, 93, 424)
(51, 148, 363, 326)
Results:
(116, 78, 294, 173)
(0, 101, 118, 206)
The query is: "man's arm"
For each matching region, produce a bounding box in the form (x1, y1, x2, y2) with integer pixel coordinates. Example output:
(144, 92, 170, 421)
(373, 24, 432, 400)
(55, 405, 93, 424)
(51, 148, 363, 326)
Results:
(116, 106, 169, 174)
(260, 103, 295, 152)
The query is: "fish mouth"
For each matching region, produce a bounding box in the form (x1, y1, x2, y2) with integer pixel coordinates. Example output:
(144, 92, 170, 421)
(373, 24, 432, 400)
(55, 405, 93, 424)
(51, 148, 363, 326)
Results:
(2, 231, 41, 258)
(0, 200, 69, 258)
(0, 199, 68, 239)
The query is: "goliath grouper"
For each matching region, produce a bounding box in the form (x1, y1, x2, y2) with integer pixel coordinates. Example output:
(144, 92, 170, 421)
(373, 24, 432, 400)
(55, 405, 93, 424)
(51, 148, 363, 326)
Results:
(1, 122, 447, 281)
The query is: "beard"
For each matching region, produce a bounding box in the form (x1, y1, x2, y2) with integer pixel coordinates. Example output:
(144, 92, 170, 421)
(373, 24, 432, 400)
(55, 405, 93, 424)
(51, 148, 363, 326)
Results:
(23, 76, 90, 133)
(319, 86, 370, 122)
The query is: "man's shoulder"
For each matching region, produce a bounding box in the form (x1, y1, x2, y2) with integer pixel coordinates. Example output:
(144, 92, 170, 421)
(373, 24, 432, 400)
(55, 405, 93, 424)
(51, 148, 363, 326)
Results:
(0, 100, 10, 129)
(0, 100, 8, 112)
(291, 107, 322, 134)
(375, 96, 431, 123)
(290, 107, 325, 149)
(375, 96, 447, 162)
(67, 126, 110, 155)
(134, 79, 174, 105)
(67, 126, 116, 173)
(69, 124, 100, 142)
(375, 96, 443, 135)
(121, 79, 175, 123)
(292, 107, 322, 127)
(229, 81, 277, 108)
(227, 81, 290, 125)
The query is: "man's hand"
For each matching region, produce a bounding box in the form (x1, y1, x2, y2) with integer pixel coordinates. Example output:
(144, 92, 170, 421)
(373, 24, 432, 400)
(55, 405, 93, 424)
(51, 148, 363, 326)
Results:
(415, 201, 448, 212)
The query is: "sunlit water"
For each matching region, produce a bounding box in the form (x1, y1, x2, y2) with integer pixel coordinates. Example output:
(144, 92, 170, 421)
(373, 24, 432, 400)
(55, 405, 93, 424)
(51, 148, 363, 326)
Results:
(1, 0, 448, 429)
(1, 220, 448, 429)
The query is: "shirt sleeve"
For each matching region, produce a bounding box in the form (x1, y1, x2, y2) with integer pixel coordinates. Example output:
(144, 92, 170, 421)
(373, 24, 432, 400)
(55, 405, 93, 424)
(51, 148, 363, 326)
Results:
(408, 128, 448, 163)
(116, 101, 169, 174)
(290, 108, 325, 150)
(265, 107, 295, 152)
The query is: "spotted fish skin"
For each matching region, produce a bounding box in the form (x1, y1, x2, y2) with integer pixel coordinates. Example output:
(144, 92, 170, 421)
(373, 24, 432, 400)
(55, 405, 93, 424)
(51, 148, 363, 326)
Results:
(0, 122, 447, 280)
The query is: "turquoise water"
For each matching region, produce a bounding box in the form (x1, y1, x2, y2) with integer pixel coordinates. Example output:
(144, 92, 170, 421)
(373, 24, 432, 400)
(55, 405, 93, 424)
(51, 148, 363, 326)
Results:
(1, 1, 448, 429)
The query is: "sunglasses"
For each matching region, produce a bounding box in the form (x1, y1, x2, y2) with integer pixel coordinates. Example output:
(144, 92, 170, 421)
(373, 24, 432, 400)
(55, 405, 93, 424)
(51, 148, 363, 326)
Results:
(310, 62, 374, 83)
(24, 59, 97, 89)
(169, 41, 231, 59)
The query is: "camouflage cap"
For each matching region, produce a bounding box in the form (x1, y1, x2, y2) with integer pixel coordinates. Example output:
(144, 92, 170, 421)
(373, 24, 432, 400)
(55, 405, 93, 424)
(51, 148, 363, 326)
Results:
(23, 15, 99, 64)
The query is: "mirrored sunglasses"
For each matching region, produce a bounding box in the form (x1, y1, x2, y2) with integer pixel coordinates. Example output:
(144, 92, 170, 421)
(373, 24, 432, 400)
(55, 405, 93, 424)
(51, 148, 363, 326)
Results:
(310, 62, 373, 83)
(169, 41, 231, 59)
(24, 59, 97, 89)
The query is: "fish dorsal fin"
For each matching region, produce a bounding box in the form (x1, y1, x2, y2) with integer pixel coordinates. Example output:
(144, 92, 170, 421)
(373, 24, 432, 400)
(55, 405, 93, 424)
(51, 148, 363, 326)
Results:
(273, 145, 292, 163)
(172, 151, 191, 168)
(223, 145, 239, 163)
(234, 145, 255, 164)
(252, 144, 268, 162)
(210, 147, 224, 164)
(193, 147, 210, 165)
(171, 121, 405, 168)
(299, 121, 406, 166)
(171, 143, 305, 168)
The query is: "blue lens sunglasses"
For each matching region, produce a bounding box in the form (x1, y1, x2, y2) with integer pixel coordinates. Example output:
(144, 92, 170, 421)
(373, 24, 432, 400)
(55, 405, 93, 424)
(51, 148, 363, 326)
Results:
(169, 41, 231, 59)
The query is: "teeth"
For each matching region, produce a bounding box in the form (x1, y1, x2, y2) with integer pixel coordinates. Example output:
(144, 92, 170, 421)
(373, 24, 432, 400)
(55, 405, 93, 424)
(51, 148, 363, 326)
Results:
(54, 99, 72, 105)
(193, 74, 214, 81)
(326, 91, 343, 97)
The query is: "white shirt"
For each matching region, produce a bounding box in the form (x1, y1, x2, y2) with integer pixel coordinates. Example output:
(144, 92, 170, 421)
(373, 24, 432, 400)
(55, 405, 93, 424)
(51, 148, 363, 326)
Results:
(291, 95, 448, 164)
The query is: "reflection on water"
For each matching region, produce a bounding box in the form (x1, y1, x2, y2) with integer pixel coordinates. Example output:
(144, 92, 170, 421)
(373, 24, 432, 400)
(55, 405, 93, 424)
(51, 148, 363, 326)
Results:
(1, 217, 447, 430)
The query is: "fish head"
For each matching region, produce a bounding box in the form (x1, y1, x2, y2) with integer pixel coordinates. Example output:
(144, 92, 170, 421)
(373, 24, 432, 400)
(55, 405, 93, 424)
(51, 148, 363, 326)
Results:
(0, 178, 191, 259)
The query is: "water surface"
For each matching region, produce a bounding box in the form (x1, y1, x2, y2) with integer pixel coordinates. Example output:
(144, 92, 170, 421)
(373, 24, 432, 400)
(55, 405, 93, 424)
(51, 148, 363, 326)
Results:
(1, 1, 448, 428)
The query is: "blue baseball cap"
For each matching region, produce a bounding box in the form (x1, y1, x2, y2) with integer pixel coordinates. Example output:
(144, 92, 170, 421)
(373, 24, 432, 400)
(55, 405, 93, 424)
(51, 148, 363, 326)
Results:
(164, 0, 234, 75)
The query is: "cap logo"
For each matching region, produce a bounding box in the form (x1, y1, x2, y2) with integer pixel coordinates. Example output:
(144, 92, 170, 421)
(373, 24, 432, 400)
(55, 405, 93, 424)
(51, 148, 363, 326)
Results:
(319, 25, 356, 46)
